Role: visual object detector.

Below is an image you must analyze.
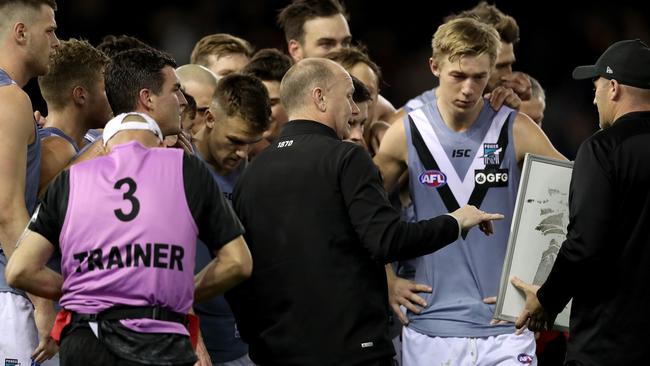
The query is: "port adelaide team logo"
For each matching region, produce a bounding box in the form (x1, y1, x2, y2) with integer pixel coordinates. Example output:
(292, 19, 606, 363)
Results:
(481, 143, 501, 165)
(419, 170, 447, 188)
(475, 142, 509, 187)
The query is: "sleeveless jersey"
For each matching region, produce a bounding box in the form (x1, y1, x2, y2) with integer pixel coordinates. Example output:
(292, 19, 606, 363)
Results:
(194, 150, 248, 361)
(38, 127, 80, 152)
(73, 129, 103, 160)
(25, 126, 41, 215)
(403, 100, 521, 337)
(404, 87, 437, 113)
(38, 127, 75, 277)
(59, 141, 198, 335)
(84, 128, 102, 145)
(0, 68, 41, 297)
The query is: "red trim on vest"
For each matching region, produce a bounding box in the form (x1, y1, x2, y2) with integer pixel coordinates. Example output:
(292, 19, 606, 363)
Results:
(50, 309, 72, 344)
(187, 313, 199, 350)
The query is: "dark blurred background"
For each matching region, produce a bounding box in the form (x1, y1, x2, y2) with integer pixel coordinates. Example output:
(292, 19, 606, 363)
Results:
(26, 0, 650, 159)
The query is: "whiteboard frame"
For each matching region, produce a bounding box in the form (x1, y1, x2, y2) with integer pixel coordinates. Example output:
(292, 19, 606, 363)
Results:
(495, 153, 574, 331)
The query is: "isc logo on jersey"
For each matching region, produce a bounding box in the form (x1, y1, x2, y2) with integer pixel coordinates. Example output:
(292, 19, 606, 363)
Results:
(419, 170, 447, 188)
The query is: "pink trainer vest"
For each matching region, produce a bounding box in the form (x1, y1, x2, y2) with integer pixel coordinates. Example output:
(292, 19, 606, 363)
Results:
(59, 141, 198, 335)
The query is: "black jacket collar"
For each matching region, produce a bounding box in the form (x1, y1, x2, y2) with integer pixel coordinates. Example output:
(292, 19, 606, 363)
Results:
(280, 120, 340, 140)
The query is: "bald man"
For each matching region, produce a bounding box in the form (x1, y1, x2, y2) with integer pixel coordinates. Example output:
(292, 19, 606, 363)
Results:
(226, 58, 503, 366)
(176, 64, 219, 137)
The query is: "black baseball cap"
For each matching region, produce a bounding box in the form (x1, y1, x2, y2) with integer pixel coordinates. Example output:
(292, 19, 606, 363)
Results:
(573, 39, 650, 89)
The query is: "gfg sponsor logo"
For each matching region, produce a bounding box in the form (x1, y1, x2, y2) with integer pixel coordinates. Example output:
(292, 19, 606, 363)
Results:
(474, 168, 509, 187)
(419, 170, 447, 188)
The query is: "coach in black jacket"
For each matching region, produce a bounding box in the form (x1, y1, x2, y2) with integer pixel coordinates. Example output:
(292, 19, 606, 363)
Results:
(513, 39, 650, 366)
(226, 58, 502, 366)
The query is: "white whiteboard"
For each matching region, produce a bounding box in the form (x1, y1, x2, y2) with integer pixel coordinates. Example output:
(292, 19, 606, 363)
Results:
(495, 154, 573, 330)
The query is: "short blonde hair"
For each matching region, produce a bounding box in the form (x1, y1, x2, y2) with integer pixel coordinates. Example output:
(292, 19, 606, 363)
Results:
(431, 17, 500, 68)
(444, 1, 520, 45)
(190, 33, 253, 66)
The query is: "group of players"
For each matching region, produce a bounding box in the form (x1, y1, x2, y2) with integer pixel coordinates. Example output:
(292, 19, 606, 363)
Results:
(2, 0, 648, 366)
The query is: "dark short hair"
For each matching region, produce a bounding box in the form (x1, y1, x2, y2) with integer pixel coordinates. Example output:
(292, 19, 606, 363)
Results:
(182, 91, 197, 120)
(214, 74, 271, 134)
(242, 48, 293, 83)
(38, 38, 109, 109)
(445, 1, 519, 44)
(325, 46, 382, 83)
(351, 75, 371, 104)
(97, 34, 154, 58)
(105, 48, 177, 114)
(277, 0, 347, 44)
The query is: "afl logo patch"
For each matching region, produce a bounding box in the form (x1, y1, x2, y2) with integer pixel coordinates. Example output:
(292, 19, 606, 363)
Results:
(517, 353, 534, 364)
(419, 170, 447, 188)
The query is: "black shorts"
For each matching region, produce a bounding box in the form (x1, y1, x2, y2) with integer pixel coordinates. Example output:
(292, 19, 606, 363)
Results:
(59, 323, 196, 366)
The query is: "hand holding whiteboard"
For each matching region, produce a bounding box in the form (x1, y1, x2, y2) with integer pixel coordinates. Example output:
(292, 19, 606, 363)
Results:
(495, 154, 573, 330)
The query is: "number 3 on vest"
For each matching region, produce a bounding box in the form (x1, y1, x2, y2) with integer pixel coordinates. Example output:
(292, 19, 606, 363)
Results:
(114, 177, 140, 221)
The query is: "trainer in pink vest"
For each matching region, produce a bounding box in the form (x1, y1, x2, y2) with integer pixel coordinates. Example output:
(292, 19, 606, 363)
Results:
(59, 140, 198, 335)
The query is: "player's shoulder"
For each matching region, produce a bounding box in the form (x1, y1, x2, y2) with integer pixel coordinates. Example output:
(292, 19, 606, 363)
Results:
(41, 134, 78, 158)
(378, 116, 407, 155)
(0, 85, 32, 116)
(0, 86, 34, 137)
(512, 109, 541, 136)
(0, 83, 30, 108)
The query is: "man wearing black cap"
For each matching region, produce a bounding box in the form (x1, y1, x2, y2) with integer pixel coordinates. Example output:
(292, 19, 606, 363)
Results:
(512, 39, 650, 366)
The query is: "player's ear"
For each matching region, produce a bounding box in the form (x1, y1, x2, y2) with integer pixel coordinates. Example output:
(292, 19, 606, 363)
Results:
(139, 89, 154, 110)
(288, 39, 304, 62)
(609, 79, 621, 101)
(72, 86, 86, 106)
(429, 57, 440, 78)
(312, 87, 326, 112)
(204, 108, 215, 129)
(14, 22, 28, 44)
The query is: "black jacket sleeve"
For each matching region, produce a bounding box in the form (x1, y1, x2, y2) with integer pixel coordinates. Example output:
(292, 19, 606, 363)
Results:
(537, 138, 616, 315)
(339, 145, 459, 263)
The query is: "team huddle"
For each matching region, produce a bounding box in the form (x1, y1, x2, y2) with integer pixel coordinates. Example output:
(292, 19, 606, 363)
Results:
(1, 1, 650, 366)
